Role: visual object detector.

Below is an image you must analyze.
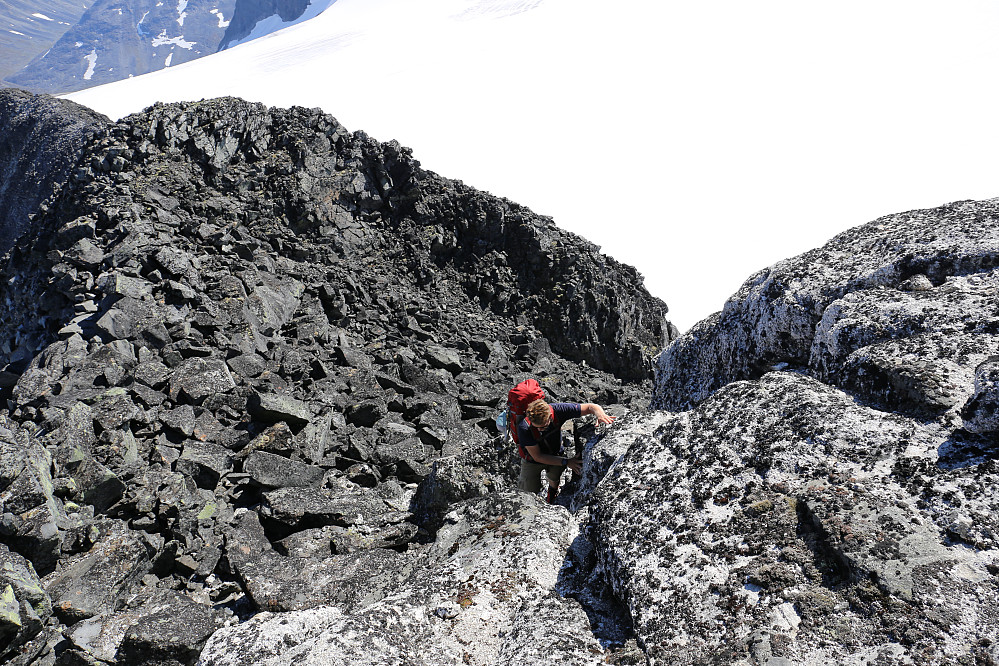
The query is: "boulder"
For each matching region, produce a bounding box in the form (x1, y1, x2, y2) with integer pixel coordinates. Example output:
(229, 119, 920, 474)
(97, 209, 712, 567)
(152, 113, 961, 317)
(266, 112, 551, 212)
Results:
(115, 590, 224, 666)
(243, 451, 324, 488)
(583, 371, 999, 665)
(42, 521, 158, 624)
(169, 357, 237, 405)
(249, 393, 310, 427)
(200, 492, 606, 666)
(0, 543, 52, 660)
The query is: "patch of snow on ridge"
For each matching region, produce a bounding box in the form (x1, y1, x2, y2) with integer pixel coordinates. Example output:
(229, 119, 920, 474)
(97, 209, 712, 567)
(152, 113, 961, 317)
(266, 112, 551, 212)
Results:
(83, 50, 97, 80)
(10, 30, 27, 36)
(177, 0, 188, 26)
(32, 12, 54, 20)
(210, 8, 230, 28)
(152, 30, 195, 49)
(165, 53, 173, 66)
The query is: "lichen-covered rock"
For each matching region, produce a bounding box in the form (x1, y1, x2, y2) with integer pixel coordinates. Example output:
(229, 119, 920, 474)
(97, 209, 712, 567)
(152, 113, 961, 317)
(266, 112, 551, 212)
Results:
(963, 356, 999, 434)
(583, 372, 999, 665)
(114, 590, 225, 666)
(653, 198, 999, 417)
(42, 520, 159, 623)
(62, 589, 223, 666)
(0, 543, 52, 661)
(0, 417, 73, 574)
(200, 492, 607, 666)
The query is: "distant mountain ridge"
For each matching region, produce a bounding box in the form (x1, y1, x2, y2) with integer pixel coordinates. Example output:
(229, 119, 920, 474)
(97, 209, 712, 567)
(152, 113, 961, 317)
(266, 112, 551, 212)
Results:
(0, 0, 94, 85)
(0, 0, 336, 94)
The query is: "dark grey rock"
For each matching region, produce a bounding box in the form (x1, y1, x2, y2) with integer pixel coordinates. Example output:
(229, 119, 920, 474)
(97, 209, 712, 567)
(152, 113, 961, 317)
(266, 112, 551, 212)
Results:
(0, 89, 108, 253)
(345, 399, 388, 428)
(177, 440, 233, 490)
(244, 451, 323, 488)
(248, 393, 310, 427)
(115, 590, 223, 666)
(160, 405, 197, 437)
(425, 344, 463, 374)
(42, 521, 156, 624)
(963, 356, 999, 434)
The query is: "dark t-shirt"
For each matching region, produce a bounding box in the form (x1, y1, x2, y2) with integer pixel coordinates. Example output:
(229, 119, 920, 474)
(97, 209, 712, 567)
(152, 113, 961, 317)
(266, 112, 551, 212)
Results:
(516, 402, 582, 461)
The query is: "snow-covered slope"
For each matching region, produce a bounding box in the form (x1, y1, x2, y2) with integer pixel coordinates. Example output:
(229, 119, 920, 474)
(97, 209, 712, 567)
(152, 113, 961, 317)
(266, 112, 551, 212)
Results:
(219, 0, 339, 50)
(65, 0, 999, 331)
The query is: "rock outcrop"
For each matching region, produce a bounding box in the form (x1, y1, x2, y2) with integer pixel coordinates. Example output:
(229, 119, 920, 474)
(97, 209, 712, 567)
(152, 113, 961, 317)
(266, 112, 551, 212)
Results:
(571, 199, 999, 665)
(0, 90, 668, 665)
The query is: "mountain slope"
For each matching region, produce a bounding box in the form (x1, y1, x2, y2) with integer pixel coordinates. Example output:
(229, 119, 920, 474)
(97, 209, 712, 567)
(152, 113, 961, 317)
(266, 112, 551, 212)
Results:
(0, 0, 94, 84)
(0, 89, 669, 663)
(219, 0, 337, 50)
(6, 0, 237, 93)
(0, 89, 108, 254)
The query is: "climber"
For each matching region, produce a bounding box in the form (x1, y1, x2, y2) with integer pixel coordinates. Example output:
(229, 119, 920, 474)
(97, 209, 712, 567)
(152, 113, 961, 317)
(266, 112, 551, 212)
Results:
(517, 398, 616, 503)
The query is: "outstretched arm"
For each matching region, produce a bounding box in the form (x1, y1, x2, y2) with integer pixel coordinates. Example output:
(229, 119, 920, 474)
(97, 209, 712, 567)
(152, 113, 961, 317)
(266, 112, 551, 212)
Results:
(524, 445, 583, 474)
(581, 403, 615, 425)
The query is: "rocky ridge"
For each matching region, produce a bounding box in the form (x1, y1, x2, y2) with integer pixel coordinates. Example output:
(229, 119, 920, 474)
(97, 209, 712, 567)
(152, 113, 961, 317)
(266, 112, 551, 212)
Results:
(0, 90, 670, 665)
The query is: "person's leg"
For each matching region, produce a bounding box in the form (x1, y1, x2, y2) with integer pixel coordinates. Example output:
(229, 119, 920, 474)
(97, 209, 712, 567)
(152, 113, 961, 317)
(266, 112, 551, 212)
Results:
(518, 459, 545, 493)
(544, 464, 564, 503)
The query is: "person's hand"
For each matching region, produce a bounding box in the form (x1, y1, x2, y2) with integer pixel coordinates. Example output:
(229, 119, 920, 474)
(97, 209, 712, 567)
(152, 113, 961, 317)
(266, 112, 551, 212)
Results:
(568, 457, 583, 474)
(596, 412, 616, 426)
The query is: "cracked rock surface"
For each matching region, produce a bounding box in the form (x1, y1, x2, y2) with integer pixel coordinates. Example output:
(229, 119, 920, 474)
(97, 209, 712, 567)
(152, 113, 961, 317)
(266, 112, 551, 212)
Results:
(571, 199, 999, 665)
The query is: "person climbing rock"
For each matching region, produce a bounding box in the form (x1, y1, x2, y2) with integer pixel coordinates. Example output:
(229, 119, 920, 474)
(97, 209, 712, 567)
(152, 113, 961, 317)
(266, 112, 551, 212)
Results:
(516, 398, 615, 503)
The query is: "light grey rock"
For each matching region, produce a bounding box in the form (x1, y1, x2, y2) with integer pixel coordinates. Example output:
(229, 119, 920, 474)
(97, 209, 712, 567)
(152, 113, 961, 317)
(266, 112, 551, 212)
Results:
(169, 357, 236, 405)
(653, 197, 999, 419)
(200, 492, 608, 666)
(583, 372, 999, 665)
(259, 479, 409, 531)
(249, 393, 310, 427)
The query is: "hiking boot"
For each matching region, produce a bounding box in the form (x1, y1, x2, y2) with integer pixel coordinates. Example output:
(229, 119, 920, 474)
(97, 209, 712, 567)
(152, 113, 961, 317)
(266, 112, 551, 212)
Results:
(546, 485, 559, 504)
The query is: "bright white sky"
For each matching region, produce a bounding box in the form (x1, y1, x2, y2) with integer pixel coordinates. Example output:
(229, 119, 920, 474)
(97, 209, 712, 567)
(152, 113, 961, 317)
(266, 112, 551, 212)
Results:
(67, 0, 999, 332)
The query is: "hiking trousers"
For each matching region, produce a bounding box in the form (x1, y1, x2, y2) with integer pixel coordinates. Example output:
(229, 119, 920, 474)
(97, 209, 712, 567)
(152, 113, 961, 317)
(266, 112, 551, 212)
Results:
(518, 458, 564, 494)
